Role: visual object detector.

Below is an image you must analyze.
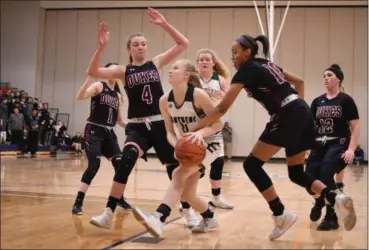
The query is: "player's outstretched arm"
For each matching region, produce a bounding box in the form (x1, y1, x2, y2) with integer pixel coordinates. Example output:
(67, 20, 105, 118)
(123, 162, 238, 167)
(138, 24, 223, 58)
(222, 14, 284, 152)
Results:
(192, 84, 243, 132)
(149, 8, 189, 69)
(76, 77, 103, 100)
(193, 89, 223, 138)
(86, 22, 126, 80)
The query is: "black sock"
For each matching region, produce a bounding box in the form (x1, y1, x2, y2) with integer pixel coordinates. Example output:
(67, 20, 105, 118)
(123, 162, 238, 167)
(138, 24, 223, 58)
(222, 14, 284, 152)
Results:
(212, 188, 221, 196)
(268, 197, 285, 216)
(326, 204, 335, 216)
(315, 195, 325, 208)
(180, 201, 191, 209)
(106, 196, 119, 212)
(156, 203, 171, 223)
(200, 208, 214, 219)
(321, 187, 337, 205)
(75, 191, 85, 206)
(336, 182, 344, 189)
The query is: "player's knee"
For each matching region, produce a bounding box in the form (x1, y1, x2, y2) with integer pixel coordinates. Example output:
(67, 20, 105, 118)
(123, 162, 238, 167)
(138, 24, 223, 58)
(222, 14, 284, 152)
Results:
(210, 157, 224, 181)
(113, 145, 139, 184)
(166, 163, 179, 180)
(288, 164, 316, 190)
(243, 155, 272, 192)
(81, 156, 101, 184)
(111, 154, 123, 172)
(319, 168, 337, 190)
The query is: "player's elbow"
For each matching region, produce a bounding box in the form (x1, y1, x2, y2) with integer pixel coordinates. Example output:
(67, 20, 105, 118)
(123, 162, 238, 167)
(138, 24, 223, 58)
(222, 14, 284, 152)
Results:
(179, 38, 189, 48)
(87, 67, 99, 78)
(217, 105, 228, 116)
(76, 94, 85, 101)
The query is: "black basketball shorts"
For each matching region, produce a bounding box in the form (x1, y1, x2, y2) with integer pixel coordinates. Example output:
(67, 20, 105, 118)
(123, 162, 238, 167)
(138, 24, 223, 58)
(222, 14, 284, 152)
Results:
(259, 99, 316, 157)
(124, 120, 177, 165)
(307, 139, 349, 175)
(84, 123, 121, 159)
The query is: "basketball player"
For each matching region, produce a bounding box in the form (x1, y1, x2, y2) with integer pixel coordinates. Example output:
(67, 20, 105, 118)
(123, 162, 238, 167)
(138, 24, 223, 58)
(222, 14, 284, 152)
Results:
(87, 8, 193, 228)
(190, 34, 357, 240)
(196, 48, 233, 209)
(72, 63, 130, 215)
(306, 64, 360, 231)
(132, 59, 223, 237)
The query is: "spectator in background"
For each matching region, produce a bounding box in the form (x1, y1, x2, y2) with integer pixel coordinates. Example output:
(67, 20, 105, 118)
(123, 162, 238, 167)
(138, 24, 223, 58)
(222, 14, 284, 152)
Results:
(7, 93, 15, 116)
(55, 120, 67, 137)
(44, 117, 56, 146)
(222, 122, 233, 160)
(71, 132, 84, 156)
(34, 98, 42, 110)
(38, 103, 50, 145)
(25, 109, 40, 156)
(26, 97, 34, 120)
(0, 99, 8, 144)
(8, 107, 26, 150)
(1, 82, 10, 95)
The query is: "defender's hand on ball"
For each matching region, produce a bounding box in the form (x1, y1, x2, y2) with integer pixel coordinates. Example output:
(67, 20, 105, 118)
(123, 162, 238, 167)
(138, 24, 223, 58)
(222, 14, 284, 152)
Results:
(184, 132, 205, 146)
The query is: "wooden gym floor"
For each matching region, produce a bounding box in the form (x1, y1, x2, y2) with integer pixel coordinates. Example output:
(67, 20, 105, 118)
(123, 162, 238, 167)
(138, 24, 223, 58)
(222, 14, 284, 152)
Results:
(1, 155, 367, 249)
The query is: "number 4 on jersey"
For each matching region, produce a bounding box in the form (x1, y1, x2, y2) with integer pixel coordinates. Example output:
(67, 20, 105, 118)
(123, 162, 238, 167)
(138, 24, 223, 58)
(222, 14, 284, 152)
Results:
(142, 85, 153, 104)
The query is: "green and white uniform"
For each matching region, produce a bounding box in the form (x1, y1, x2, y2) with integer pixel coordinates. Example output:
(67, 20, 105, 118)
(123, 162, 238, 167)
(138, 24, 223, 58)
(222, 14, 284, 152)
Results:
(167, 85, 224, 166)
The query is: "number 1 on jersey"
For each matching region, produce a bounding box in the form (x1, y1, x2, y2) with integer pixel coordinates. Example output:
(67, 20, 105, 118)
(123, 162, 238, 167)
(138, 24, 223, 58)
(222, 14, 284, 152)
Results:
(107, 107, 113, 124)
(142, 85, 153, 104)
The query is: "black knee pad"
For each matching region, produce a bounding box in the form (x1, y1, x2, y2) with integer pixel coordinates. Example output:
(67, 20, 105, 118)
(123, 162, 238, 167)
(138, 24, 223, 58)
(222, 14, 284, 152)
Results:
(111, 154, 123, 172)
(243, 155, 272, 192)
(288, 164, 316, 190)
(210, 157, 224, 181)
(166, 163, 179, 180)
(113, 145, 139, 184)
(81, 156, 101, 185)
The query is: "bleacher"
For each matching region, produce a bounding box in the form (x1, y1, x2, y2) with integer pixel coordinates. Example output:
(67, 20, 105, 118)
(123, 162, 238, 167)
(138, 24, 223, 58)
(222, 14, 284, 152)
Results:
(0, 84, 75, 156)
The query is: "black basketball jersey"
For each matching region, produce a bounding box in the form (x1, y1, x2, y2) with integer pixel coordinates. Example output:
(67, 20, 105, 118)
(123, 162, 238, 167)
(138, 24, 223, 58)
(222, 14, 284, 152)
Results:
(311, 92, 359, 139)
(124, 61, 164, 119)
(231, 58, 298, 115)
(87, 82, 119, 127)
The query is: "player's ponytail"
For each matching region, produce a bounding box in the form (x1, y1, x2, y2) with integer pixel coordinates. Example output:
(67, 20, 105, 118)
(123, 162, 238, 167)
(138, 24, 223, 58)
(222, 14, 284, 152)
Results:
(254, 35, 270, 58)
(236, 34, 270, 58)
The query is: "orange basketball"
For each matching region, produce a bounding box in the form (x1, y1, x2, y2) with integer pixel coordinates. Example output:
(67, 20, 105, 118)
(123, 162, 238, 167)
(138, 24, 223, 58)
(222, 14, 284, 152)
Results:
(175, 134, 206, 166)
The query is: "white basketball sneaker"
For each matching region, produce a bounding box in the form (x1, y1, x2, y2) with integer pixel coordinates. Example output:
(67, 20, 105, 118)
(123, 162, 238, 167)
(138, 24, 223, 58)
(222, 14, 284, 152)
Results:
(209, 195, 234, 209)
(191, 215, 219, 233)
(269, 210, 297, 241)
(132, 207, 164, 238)
(181, 208, 199, 228)
(334, 192, 357, 231)
(89, 207, 114, 229)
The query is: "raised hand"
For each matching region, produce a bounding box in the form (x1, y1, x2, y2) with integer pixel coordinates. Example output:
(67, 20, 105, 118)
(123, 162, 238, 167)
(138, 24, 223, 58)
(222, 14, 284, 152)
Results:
(147, 7, 167, 26)
(97, 22, 109, 48)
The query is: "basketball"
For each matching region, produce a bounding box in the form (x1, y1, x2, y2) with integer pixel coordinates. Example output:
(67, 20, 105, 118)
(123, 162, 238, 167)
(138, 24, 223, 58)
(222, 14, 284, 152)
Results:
(175, 134, 206, 166)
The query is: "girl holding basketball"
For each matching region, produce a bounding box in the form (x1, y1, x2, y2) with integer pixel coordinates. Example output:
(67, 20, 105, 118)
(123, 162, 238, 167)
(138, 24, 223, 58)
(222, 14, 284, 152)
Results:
(132, 59, 223, 237)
